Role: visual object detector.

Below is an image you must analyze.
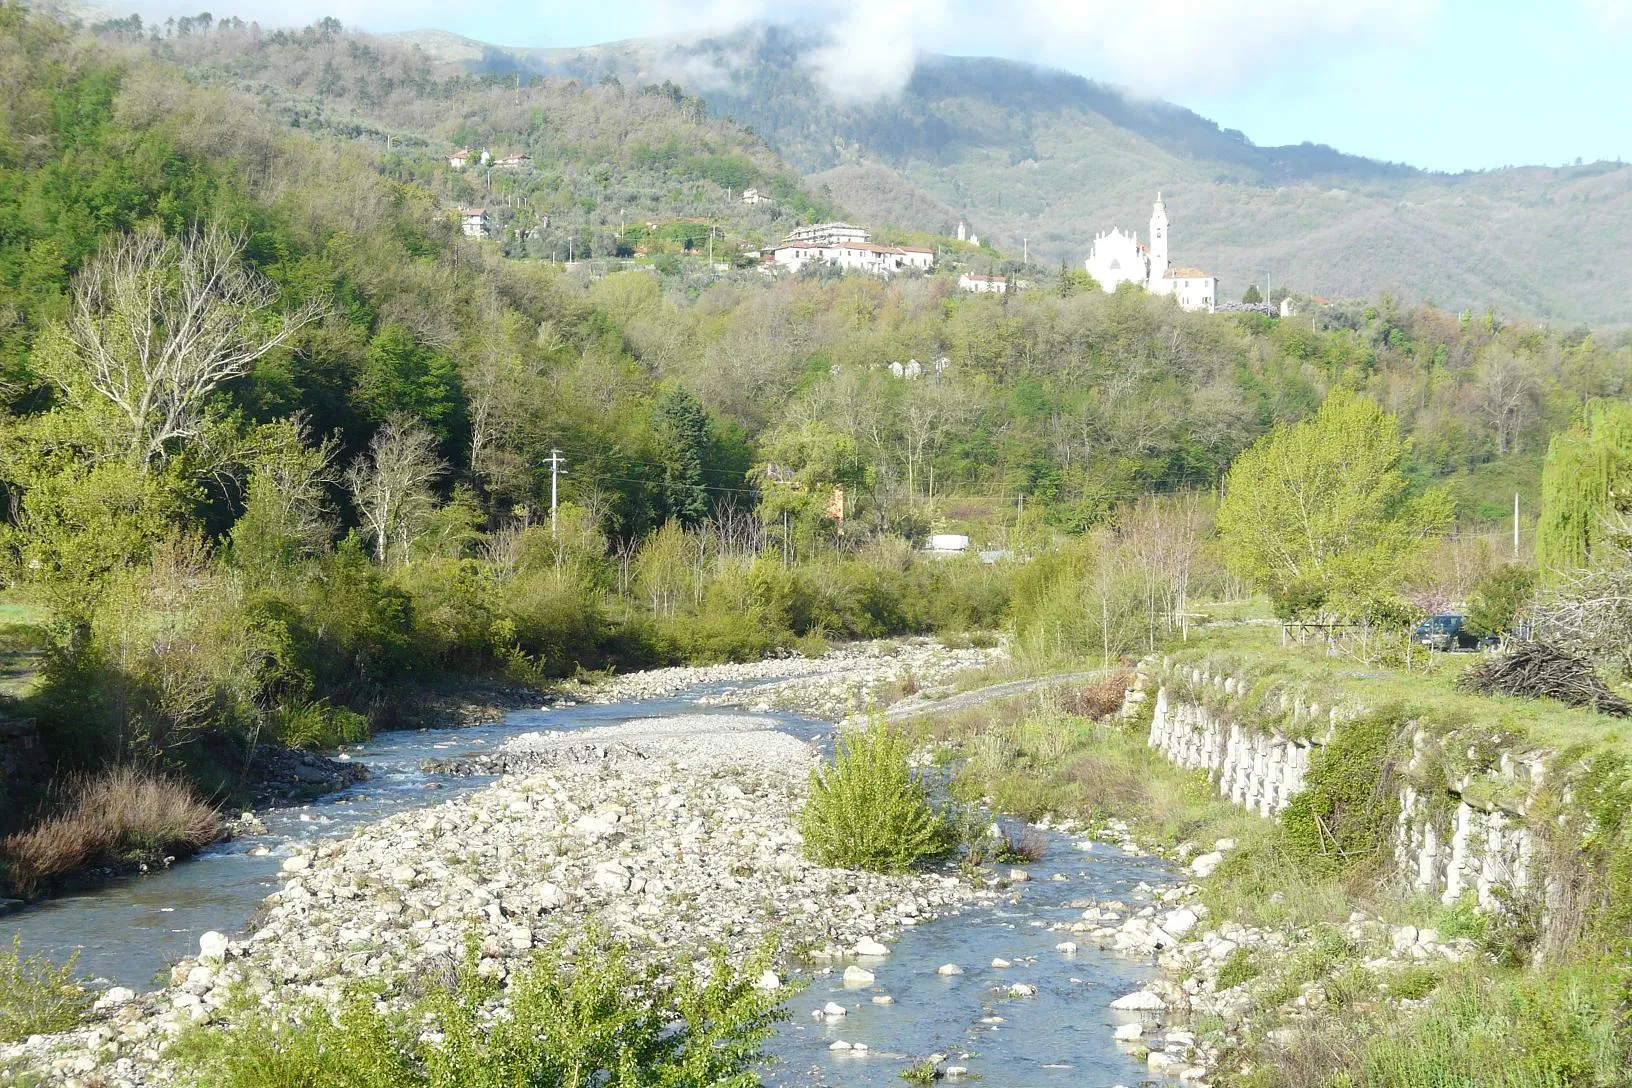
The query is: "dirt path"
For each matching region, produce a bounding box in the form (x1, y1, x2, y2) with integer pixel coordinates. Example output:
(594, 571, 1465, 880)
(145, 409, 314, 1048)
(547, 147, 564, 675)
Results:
(884, 670, 1102, 720)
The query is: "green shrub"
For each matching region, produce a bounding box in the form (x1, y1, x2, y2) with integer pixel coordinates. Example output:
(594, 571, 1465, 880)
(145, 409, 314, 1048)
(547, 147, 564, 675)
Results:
(900, 1058, 942, 1084)
(1466, 564, 1538, 638)
(1216, 947, 1260, 990)
(1281, 708, 1407, 876)
(1383, 964, 1443, 1001)
(0, 936, 88, 1043)
(802, 717, 954, 873)
(174, 933, 790, 1088)
(270, 699, 370, 749)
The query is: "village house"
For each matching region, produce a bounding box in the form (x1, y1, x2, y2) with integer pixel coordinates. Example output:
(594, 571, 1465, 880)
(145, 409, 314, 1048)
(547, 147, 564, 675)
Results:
(765, 224, 934, 277)
(741, 187, 772, 205)
(958, 272, 1010, 294)
(1084, 194, 1218, 313)
(449, 148, 490, 170)
(491, 154, 532, 170)
(461, 208, 490, 238)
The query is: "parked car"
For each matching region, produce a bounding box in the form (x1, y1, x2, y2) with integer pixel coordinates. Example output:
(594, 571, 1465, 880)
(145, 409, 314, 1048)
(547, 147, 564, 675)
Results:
(1413, 614, 1496, 652)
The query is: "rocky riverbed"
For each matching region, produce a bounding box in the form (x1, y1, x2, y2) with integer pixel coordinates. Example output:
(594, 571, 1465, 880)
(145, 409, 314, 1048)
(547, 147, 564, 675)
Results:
(1061, 835, 1487, 1085)
(563, 637, 1003, 720)
(2, 713, 989, 1087)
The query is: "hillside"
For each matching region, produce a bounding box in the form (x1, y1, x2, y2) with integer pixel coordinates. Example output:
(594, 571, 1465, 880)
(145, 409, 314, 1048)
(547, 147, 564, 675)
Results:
(416, 24, 1632, 327)
(106, 18, 841, 265)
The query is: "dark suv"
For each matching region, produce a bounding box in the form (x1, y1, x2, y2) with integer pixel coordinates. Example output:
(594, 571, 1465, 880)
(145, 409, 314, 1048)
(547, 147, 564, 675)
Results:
(1412, 614, 1494, 652)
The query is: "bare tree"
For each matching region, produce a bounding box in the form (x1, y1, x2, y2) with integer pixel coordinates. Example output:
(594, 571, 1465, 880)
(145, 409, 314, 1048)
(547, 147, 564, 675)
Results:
(1117, 493, 1212, 646)
(1475, 346, 1539, 456)
(1532, 564, 1632, 677)
(345, 416, 445, 566)
(900, 381, 973, 501)
(56, 226, 322, 469)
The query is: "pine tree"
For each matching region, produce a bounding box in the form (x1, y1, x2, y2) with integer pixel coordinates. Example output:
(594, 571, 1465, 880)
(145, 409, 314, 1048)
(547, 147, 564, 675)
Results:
(1242, 283, 1263, 305)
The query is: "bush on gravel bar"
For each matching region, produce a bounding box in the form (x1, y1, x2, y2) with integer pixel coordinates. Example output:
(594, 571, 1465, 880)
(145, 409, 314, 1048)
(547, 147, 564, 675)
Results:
(174, 932, 791, 1088)
(801, 716, 954, 873)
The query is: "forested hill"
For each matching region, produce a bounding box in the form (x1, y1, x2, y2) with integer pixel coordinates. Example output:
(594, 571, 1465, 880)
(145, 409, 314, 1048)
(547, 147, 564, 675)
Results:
(99, 16, 840, 263)
(410, 24, 1632, 328)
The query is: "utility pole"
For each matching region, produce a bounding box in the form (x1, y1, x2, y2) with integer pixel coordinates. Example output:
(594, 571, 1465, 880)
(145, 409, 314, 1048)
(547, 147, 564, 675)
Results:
(546, 448, 564, 535)
(1514, 492, 1521, 558)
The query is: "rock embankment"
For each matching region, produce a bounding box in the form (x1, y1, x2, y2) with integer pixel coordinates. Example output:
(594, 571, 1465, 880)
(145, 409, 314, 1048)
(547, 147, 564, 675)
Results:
(6, 714, 980, 1087)
(1071, 837, 1484, 1085)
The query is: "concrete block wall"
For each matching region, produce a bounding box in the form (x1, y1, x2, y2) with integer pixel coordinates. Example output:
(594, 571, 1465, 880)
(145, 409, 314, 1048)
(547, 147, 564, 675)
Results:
(1135, 662, 1544, 910)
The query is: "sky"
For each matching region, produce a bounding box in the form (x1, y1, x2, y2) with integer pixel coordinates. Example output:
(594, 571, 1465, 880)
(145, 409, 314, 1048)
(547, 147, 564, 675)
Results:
(124, 0, 1632, 172)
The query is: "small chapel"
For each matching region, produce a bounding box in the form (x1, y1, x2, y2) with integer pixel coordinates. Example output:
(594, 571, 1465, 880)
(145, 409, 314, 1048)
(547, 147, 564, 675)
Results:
(1084, 193, 1218, 313)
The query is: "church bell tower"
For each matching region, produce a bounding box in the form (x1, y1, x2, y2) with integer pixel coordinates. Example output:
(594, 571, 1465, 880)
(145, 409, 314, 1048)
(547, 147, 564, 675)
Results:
(1149, 192, 1170, 279)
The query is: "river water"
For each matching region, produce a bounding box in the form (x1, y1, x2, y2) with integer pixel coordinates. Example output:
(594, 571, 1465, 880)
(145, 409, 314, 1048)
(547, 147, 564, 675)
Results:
(4, 686, 1168, 1087)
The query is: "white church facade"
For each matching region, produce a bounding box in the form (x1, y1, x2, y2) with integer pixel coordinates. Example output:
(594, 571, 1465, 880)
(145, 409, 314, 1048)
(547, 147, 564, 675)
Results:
(1085, 194, 1217, 313)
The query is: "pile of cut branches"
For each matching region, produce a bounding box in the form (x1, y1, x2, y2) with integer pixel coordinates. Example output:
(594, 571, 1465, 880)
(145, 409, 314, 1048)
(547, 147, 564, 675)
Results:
(1456, 642, 1632, 717)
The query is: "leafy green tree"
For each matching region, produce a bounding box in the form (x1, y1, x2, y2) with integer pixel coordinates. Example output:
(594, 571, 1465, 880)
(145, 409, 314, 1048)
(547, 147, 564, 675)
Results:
(653, 386, 711, 527)
(1216, 392, 1453, 618)
(1465, 564, 1538, 637)
(354, 324, 463, 443)
(1242, 283, 1263, 305)
(229, 417, 339, 577)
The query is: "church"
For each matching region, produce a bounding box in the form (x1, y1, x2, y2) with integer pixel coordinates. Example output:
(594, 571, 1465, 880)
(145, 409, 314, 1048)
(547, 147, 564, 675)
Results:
(1084, 194, 1218, 313)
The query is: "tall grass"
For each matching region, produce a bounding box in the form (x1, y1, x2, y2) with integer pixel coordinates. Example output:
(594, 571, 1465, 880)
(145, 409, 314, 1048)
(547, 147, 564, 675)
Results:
(801, 717, 954, 873)
(0, 936, 88, 1043)
(1, 768, 221, 897)
(1256, 965, 1632, 1088)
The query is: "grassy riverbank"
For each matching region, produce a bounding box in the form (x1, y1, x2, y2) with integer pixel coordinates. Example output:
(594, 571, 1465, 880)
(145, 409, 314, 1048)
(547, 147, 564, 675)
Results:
(911, 674, 1632, 1087)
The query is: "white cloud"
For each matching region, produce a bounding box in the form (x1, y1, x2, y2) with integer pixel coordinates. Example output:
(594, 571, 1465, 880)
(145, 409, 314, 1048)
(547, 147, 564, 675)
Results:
(806, 0, 949, 102)
(110, 0, 1448, 103)
(647, 0, 1448, 102)
(1579, 0, 1632, 33)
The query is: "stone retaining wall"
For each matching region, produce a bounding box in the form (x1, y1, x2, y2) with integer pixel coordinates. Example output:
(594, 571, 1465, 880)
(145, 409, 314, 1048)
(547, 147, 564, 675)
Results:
(1131, 661, 1545, 910)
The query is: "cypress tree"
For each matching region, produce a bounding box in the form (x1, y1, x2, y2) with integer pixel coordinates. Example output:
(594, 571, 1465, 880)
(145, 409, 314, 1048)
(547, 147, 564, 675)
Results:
(653, 385, 712, 527)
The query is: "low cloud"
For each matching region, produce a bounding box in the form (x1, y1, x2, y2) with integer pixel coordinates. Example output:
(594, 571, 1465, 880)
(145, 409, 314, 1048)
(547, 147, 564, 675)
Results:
(648, 0, 1446, 103)
(806, 0, 948, 103)
(114, 0, 1447, 103)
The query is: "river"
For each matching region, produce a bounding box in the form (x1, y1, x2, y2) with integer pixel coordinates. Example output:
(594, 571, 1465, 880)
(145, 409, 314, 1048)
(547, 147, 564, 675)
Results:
(4, 682, 1171, 1087)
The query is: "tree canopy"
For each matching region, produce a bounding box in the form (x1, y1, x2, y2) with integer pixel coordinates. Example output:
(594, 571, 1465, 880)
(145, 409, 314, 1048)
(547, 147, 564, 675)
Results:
(1215, 392, 1453, 618)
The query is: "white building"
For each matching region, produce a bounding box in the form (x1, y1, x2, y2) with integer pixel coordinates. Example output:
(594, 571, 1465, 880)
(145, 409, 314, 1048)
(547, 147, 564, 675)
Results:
(766, 224, 934, 277)
(785, 222, 872, 246)
(491, 154, 532, 170)
(741, 187, 772, 205)
(959, 272, 1009, 294)
(461, 208, 490, 238)
(449, 148, 475, 169)
(1084, 193, 1217, 313)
